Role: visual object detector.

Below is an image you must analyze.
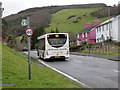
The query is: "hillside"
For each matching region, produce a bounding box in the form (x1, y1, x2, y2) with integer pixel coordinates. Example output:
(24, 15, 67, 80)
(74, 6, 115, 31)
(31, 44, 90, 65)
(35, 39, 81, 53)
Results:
(2, 44, 81, 88)
(91, 6, 119, 18)
(45, 8, 111, 33)
(4, 3, 107, 36)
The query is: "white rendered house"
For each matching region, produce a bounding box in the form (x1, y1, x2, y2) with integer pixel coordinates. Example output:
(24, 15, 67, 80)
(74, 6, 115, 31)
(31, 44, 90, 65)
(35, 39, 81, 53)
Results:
(96, 15, 120, 43)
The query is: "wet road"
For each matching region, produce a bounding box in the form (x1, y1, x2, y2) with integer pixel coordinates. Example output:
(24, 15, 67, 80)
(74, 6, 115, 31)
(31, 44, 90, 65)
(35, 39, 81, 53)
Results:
(24, 51, 119, 88)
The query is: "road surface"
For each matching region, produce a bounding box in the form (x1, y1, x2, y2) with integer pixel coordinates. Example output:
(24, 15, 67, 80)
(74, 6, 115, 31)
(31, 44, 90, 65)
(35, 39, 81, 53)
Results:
(24, 51, 119, 88)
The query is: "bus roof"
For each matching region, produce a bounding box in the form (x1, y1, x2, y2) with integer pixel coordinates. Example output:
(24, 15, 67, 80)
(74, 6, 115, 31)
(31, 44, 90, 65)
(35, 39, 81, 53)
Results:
(37, 33, 68, 40)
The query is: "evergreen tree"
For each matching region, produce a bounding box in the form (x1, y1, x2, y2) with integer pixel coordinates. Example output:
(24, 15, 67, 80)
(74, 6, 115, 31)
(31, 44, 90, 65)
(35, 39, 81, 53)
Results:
(50, 29, 55, 33)
(31, 27, 45, 49)
(55, 28, 59, 33)
(2, 19, 8, 41)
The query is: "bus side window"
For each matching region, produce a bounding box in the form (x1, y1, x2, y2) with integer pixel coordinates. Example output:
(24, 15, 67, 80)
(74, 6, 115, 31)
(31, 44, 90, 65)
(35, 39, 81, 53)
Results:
(42, 39, 45, 50)
(43, 46, 45, 50)
(37, 40, 39, 49)
(37, 38, 45, 50)
(40, 39, 42, 50)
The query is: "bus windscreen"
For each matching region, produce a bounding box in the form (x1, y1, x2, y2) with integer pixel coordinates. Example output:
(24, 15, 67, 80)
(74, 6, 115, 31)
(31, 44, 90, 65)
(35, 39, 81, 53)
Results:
(47, 34, 67, 48)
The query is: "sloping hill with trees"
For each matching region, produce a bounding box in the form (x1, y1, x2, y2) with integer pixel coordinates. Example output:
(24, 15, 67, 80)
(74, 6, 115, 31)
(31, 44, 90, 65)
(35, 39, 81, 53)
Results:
(3, 3, 119, 50)
(4, 3, 107, 37)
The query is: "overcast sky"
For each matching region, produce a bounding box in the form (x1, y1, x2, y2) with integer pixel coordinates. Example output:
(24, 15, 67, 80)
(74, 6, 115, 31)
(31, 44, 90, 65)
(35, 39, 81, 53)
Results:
(1, 0, 120, 17)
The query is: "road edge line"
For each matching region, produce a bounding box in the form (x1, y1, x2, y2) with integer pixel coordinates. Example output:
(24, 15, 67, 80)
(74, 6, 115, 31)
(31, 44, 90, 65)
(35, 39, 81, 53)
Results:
(38, 60, 90, 88)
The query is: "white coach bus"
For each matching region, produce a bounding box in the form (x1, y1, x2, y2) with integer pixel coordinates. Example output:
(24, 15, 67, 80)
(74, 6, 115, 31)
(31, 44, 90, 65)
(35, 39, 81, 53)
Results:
(37, 33, 69, 60)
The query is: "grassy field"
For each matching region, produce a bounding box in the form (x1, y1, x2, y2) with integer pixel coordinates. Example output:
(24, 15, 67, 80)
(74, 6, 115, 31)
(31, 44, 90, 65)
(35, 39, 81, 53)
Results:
(45, 8, 111, 33)
(2, 44, 81, 88)
(80, 45, 120, 56)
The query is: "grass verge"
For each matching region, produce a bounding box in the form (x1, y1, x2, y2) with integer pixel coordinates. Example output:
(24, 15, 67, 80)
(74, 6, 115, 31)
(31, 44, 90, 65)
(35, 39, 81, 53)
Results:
(2, 44, 81, 88)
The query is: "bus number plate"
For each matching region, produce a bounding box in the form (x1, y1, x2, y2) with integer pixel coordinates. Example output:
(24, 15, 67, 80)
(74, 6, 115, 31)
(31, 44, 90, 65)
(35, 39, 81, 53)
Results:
(55, 56, 60, 58)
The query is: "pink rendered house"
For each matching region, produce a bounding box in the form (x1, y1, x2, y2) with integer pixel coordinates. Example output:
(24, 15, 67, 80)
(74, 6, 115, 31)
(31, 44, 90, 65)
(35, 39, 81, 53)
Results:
(77, 19, 100, 45)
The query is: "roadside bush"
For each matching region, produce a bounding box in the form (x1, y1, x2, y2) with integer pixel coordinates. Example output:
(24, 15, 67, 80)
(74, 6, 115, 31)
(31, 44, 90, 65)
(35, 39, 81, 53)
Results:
(85, 43, 96, 48)
(82, 41, 87, 45)
(105, 39, 120, 46)
(7, 35, 16, 48)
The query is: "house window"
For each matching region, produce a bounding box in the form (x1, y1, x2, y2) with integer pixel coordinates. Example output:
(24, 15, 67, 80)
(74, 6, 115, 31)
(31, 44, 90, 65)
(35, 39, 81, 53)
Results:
(102, 25, 104, 31)
(97, 27, 99, 32)
(99, 27, 101, 32)
(97, 28, 99, 32)
(77, 34, 79, 38)
(106, 24, 108, 30)
(86, 32, 87, 37)
(110, 22, 112, 29)
(107, 36, 109, 40)
(82, 33, 84, 38)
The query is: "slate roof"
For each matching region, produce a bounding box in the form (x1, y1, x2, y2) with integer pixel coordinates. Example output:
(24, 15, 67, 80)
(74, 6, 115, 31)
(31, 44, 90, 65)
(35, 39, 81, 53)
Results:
(79, 25, 95, 34)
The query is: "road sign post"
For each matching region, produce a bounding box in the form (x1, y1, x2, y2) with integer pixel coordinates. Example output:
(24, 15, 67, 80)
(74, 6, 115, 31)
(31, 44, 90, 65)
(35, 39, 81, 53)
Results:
(21, 16, 33, 80)
(28, 36, 31, 80)
(27, 16, 31, 80)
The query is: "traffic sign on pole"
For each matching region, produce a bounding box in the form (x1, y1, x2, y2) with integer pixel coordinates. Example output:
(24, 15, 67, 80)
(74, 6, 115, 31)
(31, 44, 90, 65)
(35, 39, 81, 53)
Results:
(21, 16, 32, 80)
(25, 28, 34, 37)
(21, 19, 28, 26)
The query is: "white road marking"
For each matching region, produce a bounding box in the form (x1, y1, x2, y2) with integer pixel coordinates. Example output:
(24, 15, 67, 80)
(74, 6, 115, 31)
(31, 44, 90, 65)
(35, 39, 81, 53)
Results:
(38, 59, 90, 88)
(71, 54, 117, 62)
(73, 60, 82, 63)
(114, 70, 119, 73)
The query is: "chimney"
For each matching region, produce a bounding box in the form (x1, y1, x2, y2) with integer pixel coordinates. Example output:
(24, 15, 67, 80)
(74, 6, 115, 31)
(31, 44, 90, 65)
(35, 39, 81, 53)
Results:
(85, 22, 91, 28)
(93, 19, 100, 26)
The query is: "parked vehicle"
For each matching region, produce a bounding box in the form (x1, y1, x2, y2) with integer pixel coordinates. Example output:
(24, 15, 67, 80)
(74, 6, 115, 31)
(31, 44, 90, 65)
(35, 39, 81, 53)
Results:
(22, 47, 28, 51)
